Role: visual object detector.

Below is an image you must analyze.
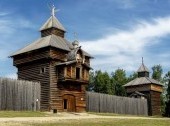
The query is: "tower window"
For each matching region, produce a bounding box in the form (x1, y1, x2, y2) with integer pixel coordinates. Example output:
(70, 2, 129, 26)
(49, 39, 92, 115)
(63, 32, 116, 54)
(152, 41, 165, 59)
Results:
(40, 67, 46, 74)
(76, 67, 80, 79)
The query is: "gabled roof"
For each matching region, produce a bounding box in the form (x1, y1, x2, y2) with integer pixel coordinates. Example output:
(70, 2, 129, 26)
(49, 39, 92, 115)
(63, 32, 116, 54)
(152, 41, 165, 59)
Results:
(10, 34, 70, 56)
(124, 77, 162, 87)
(40, 16, 66, 32)
(137, 63, 149, 72)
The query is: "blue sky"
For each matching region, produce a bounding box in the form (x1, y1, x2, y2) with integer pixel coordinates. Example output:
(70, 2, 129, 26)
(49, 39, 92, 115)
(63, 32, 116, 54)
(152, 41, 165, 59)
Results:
(1, 0, 170, 78)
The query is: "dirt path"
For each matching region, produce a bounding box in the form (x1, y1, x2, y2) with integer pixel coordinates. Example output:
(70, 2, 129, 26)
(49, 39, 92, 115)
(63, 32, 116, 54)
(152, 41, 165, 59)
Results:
(0, 113, 169, 123)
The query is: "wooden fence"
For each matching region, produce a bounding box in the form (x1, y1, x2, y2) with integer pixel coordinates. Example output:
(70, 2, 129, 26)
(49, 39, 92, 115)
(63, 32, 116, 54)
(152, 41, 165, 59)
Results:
(86, 92, 148, 116)
(0, 77, 40, 111)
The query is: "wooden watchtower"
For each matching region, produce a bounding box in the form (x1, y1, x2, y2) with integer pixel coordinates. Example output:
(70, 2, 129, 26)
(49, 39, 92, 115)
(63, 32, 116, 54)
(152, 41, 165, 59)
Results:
(124, 61, 163, 116)
(10, 6, 92, 112)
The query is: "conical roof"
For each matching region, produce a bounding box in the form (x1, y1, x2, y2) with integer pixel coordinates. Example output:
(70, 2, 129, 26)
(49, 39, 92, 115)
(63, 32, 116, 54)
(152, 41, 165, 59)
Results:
(137, 63, 149, 72)
(40, 15, 66, 32)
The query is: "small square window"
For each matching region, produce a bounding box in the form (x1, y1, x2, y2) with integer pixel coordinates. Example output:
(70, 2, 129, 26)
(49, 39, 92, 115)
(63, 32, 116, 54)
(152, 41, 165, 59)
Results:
(40, 67, 46, 74)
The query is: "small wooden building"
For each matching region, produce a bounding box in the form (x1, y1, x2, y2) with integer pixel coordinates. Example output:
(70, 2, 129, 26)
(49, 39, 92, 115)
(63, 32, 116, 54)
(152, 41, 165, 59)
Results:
(10, 7, 92, 112)
(124, 62, 163, 116)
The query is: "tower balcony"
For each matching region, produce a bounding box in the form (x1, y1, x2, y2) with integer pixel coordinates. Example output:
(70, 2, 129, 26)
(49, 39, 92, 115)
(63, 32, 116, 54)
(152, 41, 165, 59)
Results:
(57, 66, 89, 84)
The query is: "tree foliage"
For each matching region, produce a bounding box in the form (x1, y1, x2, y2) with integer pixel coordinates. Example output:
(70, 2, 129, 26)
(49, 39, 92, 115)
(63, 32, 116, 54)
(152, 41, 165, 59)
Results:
(111, 69, 128, 96)
(152, 64, 163, 82)
(164, 71, 170, 117)
(87, 69, 137, 96)
(86, 64, 170, 116)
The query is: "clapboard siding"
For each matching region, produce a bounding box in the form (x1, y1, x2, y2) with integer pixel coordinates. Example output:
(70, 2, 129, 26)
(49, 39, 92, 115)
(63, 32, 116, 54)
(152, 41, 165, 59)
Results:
(0, 78, 40, 111)
(86, 92, 148, 116)
(18, 61, 50, 110)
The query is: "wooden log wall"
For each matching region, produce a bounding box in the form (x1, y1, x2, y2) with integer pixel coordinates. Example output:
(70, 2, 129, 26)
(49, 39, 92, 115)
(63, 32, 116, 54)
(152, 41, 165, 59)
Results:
(150, 91, 161, 115)
(13, 49, 50, 66)
(18, 60, 50, 110)
(86, 92, 148, 116)
(0, 77, 40, 111)
(50, 48, 67, 61)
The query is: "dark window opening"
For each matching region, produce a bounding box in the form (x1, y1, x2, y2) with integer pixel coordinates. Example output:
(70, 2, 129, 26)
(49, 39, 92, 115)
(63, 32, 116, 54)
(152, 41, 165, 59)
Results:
(76, 67, 80, 79)
(64, 99, 67, 109)
(57, 67, 64, 79)
(40, 67, 46, 74)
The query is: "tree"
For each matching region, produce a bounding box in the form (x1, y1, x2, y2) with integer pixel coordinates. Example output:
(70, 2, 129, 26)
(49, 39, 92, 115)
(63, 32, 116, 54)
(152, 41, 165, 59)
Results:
(93, 70, 113, 94)
(86, 71, 95, 91)
(128, 72, 138, 82)
(152, 65, 163, 82)
(111, 68, 127, 96)
(164, 71, 170, 117)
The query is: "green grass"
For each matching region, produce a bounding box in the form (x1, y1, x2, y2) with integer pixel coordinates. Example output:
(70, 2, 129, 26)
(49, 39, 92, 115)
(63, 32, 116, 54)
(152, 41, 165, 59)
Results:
(0, 111, 47, 117)
(88, 112, 147, 117)
(0, 118, 170, 126)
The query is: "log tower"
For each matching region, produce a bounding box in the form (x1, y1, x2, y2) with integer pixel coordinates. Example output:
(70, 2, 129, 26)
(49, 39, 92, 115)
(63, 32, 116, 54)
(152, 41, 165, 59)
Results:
(124, 60, 163, 116)
(11, 6, 92, 112)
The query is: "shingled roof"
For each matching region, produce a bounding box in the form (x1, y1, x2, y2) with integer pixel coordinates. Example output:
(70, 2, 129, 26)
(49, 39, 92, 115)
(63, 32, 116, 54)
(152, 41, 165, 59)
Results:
(10, 34, 70, 56)
(124, 77, 162, 87)
(137, 63, 149, 72)
(10, 34, 92, 58)
(40, 16, 66, 31)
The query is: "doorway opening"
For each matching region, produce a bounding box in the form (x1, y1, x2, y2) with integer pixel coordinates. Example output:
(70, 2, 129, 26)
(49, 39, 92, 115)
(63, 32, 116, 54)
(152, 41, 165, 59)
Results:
(64, 99, 67, 109)
(63, 95, 76, 112)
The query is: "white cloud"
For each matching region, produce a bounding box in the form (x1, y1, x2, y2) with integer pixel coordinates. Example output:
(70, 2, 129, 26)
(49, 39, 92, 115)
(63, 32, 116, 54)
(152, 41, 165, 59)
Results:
(0, 12, 10, 16)
(0, 11, 36, 60)
(81, 16, 170, 73)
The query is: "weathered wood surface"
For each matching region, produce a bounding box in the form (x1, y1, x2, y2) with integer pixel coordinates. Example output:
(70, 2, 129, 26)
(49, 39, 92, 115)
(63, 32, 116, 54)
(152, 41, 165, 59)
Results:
(0, 78, 40, 111)
(86, 92, 148, 116)
(18, 61, 50, 110)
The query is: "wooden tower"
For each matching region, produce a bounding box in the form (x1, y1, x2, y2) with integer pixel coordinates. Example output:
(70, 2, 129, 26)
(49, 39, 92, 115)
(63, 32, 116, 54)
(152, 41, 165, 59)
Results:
(10, 6, 92, 112)
(124, 61, 163, 116)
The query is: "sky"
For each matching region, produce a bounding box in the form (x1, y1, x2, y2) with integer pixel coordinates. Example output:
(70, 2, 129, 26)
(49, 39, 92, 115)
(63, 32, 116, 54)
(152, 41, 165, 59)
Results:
(1, 0, 170, 78)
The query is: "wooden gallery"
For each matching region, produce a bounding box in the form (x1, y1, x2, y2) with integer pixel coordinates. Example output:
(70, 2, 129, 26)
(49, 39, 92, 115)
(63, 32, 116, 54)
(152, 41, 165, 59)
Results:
(10, 7, 92, 112)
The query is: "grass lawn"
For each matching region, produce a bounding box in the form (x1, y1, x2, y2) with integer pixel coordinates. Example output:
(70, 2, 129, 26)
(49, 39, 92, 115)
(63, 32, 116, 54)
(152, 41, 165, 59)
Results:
(0, 118, 170, 126)
(0, 111, 47, 117)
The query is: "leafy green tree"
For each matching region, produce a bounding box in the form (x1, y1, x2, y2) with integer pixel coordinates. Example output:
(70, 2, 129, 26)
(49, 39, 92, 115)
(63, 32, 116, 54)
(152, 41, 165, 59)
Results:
(93, 70, 113, 94)
(164, 71, 170, 117)
(111, 69, 127, 96)
(152, 65, 163, 82)
(128, 72, 138, 82)
(87, 71, 95, 91)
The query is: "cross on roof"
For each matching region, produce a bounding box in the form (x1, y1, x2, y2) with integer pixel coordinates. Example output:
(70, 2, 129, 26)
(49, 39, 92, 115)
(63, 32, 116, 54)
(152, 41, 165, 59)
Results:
(50, 5, 59, 17)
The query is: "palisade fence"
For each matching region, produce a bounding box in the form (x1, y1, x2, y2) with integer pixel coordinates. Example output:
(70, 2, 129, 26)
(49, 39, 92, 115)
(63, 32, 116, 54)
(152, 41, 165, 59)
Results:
(86, 92, 148, 116)
(0, 77, 40, 111)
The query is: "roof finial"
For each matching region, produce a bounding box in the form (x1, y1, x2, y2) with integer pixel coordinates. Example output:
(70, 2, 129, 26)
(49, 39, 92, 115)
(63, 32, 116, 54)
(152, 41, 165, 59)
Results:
(52, 5, 55, 16)
(49, 4, 59, 17)
(142, 57, 144, 64)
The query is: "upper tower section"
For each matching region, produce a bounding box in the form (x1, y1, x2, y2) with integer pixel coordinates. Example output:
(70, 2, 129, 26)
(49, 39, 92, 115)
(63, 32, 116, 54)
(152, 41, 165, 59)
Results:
(137, 58, 149, 77)
(40, 5, 66, 38)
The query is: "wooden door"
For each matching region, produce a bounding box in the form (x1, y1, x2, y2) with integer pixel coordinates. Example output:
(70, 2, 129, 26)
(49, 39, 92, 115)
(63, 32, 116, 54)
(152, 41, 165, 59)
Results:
(63, 95, 76, 112)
